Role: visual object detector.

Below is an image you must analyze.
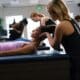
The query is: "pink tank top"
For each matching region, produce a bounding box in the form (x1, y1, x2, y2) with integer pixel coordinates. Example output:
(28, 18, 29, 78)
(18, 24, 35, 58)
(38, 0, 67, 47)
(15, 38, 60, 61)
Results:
(0, 41, 27, 51)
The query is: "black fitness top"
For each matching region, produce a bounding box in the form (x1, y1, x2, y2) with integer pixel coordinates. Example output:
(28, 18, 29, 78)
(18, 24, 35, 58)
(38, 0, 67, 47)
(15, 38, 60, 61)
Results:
(62, 19, 80, 56)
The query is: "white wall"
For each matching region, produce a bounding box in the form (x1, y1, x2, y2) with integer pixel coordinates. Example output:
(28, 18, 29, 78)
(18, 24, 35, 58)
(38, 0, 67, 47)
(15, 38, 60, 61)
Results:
(0, 5, 48, 38)
(65, 0, 80, 16)
(0, 1, 80, 38)
(0, 1, 79, 21)
(0, 5, 48, 18)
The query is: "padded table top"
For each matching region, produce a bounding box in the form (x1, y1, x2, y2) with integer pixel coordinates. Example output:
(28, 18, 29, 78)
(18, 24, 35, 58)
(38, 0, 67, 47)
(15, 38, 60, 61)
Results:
(0, 51, 69, 63)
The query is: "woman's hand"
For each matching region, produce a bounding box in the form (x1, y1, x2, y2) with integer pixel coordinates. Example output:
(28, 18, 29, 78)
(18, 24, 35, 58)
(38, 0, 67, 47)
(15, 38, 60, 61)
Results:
(38, 32, 50, 41)
(44, 32, 50, 37)
(40, 32, 50, 37)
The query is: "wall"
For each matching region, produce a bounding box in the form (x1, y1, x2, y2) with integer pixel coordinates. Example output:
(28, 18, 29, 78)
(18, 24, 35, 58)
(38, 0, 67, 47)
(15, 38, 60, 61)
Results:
(0, 6, 48, 17)
(0, 1, 80, 38)
(0, 5, 48, 38)
(65, 0, 80, 16)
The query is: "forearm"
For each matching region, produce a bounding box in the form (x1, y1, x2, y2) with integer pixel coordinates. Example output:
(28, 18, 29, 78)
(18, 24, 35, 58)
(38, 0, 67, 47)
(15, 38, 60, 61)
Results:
(39, 34, 46, 41)
(47, 33, 62, 50)
(46, 33, 55, 48)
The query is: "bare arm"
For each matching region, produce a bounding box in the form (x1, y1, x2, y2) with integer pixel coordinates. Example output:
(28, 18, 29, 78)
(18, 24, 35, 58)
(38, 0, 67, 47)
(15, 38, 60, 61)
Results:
(40, 17, 49, 26)
(45, 24, 63, 49)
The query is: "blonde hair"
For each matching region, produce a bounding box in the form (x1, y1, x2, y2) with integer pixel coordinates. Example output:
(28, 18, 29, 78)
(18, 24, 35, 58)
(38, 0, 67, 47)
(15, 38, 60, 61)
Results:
(48, 0, 70, 20)
(30, 12, 44, 18)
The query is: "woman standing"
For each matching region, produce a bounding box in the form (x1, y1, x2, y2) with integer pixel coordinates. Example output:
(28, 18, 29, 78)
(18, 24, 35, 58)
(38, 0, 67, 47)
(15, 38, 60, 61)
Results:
(44, 0, 80, 80)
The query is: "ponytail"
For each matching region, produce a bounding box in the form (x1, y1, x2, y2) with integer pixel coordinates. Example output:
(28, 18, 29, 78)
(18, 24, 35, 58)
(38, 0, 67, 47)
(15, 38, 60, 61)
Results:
(52, 0, 69, 20)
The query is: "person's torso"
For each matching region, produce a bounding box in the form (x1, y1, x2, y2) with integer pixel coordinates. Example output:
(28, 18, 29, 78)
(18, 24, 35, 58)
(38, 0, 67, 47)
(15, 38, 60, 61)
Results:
(62, 19, 80, 56)
(0, 41, 26, 51)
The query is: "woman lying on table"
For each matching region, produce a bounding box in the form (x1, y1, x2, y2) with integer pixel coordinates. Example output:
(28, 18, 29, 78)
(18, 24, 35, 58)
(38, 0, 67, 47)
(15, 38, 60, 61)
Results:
(0, 28, 45, 56)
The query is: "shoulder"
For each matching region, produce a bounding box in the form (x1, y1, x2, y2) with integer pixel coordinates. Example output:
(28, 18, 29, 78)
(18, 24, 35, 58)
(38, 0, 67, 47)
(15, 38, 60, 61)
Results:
(56, 20, 74, 35)
(57, 20, 71, 29)
(55, 21, 68, 34)
(58, 21, 67, 27)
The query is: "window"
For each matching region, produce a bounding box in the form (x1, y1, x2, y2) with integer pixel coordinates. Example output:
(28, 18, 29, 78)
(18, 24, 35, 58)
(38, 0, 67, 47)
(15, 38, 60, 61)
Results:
(27, 18, 40, 40)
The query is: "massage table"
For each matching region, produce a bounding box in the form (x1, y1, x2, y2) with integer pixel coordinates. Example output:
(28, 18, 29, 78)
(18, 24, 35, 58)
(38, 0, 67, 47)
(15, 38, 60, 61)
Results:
(0, 49, 70, 80)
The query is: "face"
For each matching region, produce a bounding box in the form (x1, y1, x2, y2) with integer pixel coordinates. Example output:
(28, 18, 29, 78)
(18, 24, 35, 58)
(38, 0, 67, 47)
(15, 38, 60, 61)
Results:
(32, 16, 41, 22)
(49, 11, 58, 21)
(47, 4, 58, 21)
(48, 10, 58, 21)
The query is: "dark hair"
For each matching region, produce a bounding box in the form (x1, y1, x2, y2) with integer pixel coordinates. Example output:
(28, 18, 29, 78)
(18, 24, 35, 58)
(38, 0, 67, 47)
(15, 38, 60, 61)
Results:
(20, 18, 28, 25)
(75, 15, 80, 20)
